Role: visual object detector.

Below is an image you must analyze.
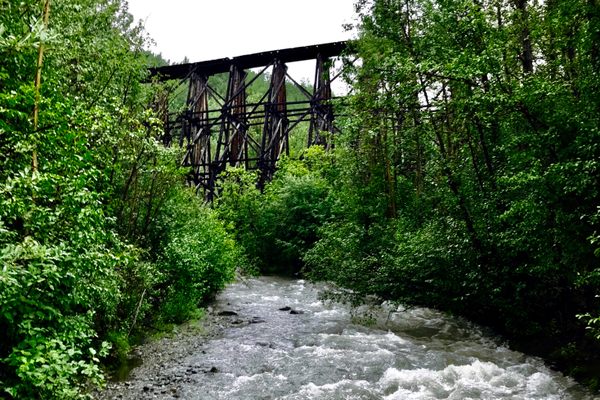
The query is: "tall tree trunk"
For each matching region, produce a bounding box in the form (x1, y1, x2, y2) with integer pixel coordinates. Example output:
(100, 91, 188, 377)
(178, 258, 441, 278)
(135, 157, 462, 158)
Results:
(419, 75, 484, 254)
(589, 0, 600, 69)
(32, 0, 51, 173)
(514, 0, 534, 74)
(497, 1, 512, 80)
(382, 116, 397, 218)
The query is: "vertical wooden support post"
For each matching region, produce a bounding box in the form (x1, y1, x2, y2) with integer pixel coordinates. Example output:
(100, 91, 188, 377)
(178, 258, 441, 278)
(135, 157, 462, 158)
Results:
(187, 73, 210, 189)
(227, 65, 247, 166)
(215, 65, 247, 167)
(211, 65, 247, 200)
(308, 54, 333, 149)
(180, 72, 211, 192)
(180, 78, 193, 148)
(260, 60, 287, 186)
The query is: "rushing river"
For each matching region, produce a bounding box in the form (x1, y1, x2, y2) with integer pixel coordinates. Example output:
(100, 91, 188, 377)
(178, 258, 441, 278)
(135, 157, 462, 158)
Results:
(101, 276, 596, 399)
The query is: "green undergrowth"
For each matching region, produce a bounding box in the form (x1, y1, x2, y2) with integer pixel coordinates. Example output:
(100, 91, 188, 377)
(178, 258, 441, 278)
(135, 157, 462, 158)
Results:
(214, 146, 335, 276)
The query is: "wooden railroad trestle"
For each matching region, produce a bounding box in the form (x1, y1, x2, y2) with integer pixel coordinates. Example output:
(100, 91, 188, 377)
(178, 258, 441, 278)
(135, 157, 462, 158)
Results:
(149, 41, 348, 200)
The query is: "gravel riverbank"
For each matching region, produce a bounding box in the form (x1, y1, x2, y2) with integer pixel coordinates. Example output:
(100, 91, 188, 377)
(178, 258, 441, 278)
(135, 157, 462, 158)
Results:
(95, 306, 254, 399)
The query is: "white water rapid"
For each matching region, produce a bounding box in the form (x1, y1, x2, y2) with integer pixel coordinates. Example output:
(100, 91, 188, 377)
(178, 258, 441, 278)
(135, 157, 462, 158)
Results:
(100, 276, 596, 399)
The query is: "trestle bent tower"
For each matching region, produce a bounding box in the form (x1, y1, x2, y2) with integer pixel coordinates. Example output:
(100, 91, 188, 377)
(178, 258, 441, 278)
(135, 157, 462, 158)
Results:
(149, 41, 347, 200)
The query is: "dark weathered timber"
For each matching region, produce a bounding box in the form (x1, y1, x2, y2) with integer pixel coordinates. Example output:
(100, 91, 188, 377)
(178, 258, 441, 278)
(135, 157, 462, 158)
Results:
(259, 60, 288, 187)
(153, 41, 349, 200)
(308, 54, 334, 149)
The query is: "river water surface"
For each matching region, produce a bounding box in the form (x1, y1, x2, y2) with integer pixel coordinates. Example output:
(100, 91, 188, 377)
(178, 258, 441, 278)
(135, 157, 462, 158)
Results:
(102, 277, 596, 399)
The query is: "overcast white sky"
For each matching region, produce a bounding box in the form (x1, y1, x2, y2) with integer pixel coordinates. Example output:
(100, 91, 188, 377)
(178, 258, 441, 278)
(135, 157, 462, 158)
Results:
(126, 0, 358, 81)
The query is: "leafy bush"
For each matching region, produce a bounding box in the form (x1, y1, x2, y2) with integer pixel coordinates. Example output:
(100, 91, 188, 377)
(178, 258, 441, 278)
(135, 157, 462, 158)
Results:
(0, 238, 112, 399)
(154, 188, 239, 323)
(0, 86, 129, 398)
(215, 147, 334, 275)
(213, 168, 263, 272)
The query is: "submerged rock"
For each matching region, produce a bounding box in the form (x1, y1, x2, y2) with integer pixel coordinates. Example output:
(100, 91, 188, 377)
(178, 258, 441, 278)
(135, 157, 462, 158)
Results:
(217, 310, 238, 316)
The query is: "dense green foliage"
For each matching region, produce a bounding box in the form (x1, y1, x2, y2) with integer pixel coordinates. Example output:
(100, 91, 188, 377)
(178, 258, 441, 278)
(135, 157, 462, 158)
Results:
(0, 1, 238, 398)
(154, 189, 238, 323)
(215, 147, 334, 275)
(216, 0, 600, 387)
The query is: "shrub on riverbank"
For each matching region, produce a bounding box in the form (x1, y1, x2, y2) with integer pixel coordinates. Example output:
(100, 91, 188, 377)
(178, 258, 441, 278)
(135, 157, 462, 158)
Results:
(153, 189, 238, 324)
